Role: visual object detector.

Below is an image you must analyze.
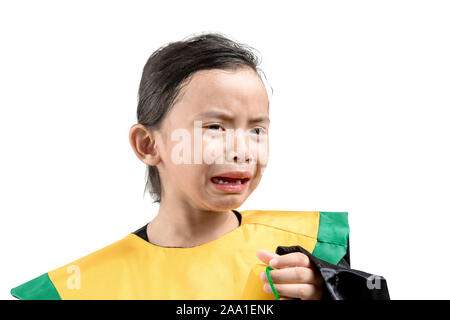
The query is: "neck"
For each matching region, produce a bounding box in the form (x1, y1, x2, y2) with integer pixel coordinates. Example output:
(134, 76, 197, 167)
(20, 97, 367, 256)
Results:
(146, 197, 240, 248)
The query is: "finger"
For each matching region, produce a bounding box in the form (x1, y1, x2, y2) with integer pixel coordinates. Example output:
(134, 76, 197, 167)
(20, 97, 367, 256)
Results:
(256, 249, 280, 265)
(269, 252, 311, 269)
(279, 296, 293, 300)
(260, 267, 318, 285)
(264, 283, 321, 300)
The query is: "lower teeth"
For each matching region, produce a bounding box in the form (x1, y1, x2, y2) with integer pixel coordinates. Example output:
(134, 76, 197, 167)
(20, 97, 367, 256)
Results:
(214, 178, 243, 185)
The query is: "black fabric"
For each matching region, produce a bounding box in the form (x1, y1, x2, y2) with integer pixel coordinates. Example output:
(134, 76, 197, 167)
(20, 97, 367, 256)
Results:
(133, 224, 149, 242)
(132, 210, 242, 248)
(275, 243, 390, 300)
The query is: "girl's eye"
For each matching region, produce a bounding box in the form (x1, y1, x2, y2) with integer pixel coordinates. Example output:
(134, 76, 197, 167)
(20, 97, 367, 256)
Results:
(205, 124, 224, 131)
(250, 127, 267, 135)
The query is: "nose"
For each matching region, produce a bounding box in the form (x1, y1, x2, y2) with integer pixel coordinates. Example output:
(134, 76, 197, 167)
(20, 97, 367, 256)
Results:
(231, 152, 253, 164)
(226, 129, 254, 164)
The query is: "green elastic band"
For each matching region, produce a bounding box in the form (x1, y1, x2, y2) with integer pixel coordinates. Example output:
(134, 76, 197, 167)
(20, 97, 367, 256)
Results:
(265, 266, 280, 300)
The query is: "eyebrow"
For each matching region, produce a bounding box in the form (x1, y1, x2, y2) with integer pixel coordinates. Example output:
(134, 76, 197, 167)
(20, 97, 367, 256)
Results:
(195, 111, 270, 124)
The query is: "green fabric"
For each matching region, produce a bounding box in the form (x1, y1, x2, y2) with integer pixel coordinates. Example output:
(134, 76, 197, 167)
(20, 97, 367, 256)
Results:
(312, 211, 349, 265)
(11, 273, 61, 300)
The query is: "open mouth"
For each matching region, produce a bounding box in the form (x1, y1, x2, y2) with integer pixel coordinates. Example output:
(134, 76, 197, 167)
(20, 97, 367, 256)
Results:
(211, 177, 250, 185)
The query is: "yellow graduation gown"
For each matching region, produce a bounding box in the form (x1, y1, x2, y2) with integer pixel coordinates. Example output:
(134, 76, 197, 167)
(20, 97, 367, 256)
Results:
(10, 210, 349, 300)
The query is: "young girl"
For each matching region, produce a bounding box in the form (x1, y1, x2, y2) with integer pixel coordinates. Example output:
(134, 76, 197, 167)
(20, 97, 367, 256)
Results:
(11, 32, 389, 300)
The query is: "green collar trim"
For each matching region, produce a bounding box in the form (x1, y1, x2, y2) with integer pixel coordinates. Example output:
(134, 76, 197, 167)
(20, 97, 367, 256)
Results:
(312, 211, 349, 265)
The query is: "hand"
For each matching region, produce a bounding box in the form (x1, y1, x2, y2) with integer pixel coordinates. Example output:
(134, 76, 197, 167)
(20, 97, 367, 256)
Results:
(256, 249, 324, 300)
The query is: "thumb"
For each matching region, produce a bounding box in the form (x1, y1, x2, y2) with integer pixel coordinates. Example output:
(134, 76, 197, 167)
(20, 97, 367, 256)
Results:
(256, 249, 280, 265)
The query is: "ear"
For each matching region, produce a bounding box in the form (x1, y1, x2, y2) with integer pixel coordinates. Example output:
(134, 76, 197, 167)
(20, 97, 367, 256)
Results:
(129, 124, 161, 166)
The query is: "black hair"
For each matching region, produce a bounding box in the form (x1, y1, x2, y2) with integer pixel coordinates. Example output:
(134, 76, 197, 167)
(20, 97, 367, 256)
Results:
(136, 31, 271, 203)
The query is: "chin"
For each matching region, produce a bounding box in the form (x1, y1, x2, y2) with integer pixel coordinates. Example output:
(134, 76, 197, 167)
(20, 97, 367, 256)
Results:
(206, 194, 247, 211)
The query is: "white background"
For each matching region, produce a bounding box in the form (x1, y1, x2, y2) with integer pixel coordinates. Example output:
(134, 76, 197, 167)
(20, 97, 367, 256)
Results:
(1, 1, 449, 300)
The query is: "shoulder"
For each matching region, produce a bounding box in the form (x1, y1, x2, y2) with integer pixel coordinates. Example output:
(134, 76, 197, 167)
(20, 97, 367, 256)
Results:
(10, 234, 139, 300)
(240, 210, 348, 237)
(240, 210, 349, 264)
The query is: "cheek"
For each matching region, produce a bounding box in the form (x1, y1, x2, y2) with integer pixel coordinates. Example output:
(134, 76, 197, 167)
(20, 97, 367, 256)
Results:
(256, 136, 269, 166)
(202, 136, 224, 163)
(173, 164, 208, 189)
(249, 172, 263, 192)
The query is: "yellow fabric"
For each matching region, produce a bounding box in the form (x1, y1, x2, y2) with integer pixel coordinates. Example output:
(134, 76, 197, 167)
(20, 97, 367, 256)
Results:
(48, 210, 320, 299)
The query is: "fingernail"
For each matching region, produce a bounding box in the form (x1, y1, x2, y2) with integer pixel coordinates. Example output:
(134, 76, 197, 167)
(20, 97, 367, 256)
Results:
(269, 258, 278, 267)
(260, 272, 267, 282)
(263, 283, 273, 294)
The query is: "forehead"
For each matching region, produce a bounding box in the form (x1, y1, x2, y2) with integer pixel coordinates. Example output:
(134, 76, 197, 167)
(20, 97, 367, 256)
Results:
(171, 67, 269, 119)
